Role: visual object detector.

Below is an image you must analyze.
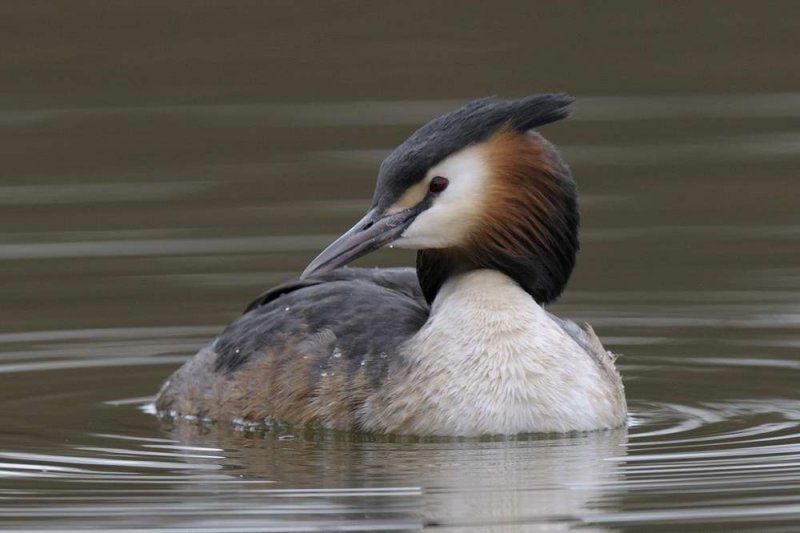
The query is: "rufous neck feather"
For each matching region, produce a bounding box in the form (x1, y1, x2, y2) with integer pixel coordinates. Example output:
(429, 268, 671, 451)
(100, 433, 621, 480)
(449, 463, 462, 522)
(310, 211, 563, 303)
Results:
(417, 128, 579, 304)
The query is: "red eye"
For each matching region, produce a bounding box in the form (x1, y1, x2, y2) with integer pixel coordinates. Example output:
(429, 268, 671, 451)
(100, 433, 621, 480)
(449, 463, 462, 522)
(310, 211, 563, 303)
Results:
(429, 176, 449, 193)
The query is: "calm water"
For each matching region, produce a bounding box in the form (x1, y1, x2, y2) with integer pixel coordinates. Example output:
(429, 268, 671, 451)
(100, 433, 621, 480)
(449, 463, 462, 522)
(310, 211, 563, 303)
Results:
(2, 2, 800, 531)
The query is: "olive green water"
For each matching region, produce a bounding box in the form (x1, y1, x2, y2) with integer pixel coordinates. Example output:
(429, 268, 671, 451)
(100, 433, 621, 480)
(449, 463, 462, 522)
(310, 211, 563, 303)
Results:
(1, 2, 800, 531)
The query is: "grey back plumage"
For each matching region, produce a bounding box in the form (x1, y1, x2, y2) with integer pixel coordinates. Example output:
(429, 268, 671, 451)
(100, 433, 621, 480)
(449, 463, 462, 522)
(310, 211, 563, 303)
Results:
(215, 268, 428, 379)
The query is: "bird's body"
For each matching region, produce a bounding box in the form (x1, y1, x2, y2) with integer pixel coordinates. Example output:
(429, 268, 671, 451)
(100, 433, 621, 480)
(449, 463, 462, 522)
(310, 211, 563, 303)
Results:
(156, 94, 628, 436)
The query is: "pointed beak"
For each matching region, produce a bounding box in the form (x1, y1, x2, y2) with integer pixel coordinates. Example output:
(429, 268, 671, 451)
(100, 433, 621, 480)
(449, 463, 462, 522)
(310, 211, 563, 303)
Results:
(300, 207, 416, 279)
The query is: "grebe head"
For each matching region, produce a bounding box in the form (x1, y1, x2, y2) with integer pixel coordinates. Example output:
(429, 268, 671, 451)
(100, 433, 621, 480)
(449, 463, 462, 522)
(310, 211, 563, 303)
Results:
(301, 94, 579, 304)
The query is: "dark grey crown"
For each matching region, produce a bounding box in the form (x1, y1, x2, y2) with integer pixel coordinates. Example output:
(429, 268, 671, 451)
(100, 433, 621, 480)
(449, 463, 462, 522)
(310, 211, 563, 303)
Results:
(371, 93, 574, 208)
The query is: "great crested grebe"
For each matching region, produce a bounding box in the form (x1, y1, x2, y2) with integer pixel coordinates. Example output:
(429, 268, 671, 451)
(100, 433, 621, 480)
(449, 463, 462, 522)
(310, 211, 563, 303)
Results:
(156, 94, 627, 436)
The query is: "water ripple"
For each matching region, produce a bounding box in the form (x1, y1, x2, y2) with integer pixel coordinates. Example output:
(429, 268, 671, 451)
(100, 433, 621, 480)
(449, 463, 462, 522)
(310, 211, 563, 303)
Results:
(0, 290, 798, 531)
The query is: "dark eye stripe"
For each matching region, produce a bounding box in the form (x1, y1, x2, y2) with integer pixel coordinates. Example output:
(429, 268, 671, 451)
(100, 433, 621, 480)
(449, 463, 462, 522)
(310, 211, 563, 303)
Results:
(429, 176, 449, 193)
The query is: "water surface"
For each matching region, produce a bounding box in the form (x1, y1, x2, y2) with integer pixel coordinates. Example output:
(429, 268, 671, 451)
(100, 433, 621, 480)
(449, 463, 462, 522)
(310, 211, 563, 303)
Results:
(1, 2, 799, 531)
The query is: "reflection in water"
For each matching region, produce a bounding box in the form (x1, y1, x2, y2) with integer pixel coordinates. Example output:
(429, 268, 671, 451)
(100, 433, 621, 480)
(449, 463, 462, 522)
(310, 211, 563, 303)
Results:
(165, 423, 627, 532)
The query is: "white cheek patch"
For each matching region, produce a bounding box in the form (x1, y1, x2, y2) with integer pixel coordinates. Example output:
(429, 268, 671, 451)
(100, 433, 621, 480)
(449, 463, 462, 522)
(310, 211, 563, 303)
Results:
(386, 180, 428, 215)
(394, 145, 489, 249)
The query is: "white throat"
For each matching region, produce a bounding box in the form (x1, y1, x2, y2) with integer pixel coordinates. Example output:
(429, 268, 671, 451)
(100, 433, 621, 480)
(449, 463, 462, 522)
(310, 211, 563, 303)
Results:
(391, 269, 626, 436)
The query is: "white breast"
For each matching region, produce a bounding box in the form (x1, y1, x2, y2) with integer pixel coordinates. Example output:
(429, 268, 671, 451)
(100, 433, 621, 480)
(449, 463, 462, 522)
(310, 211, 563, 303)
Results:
(369, 270, 626, 436)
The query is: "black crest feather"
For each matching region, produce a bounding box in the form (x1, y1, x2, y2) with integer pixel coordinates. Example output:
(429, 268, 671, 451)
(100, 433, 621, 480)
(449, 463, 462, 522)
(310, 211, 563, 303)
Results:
(372, 94, 573, 209)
